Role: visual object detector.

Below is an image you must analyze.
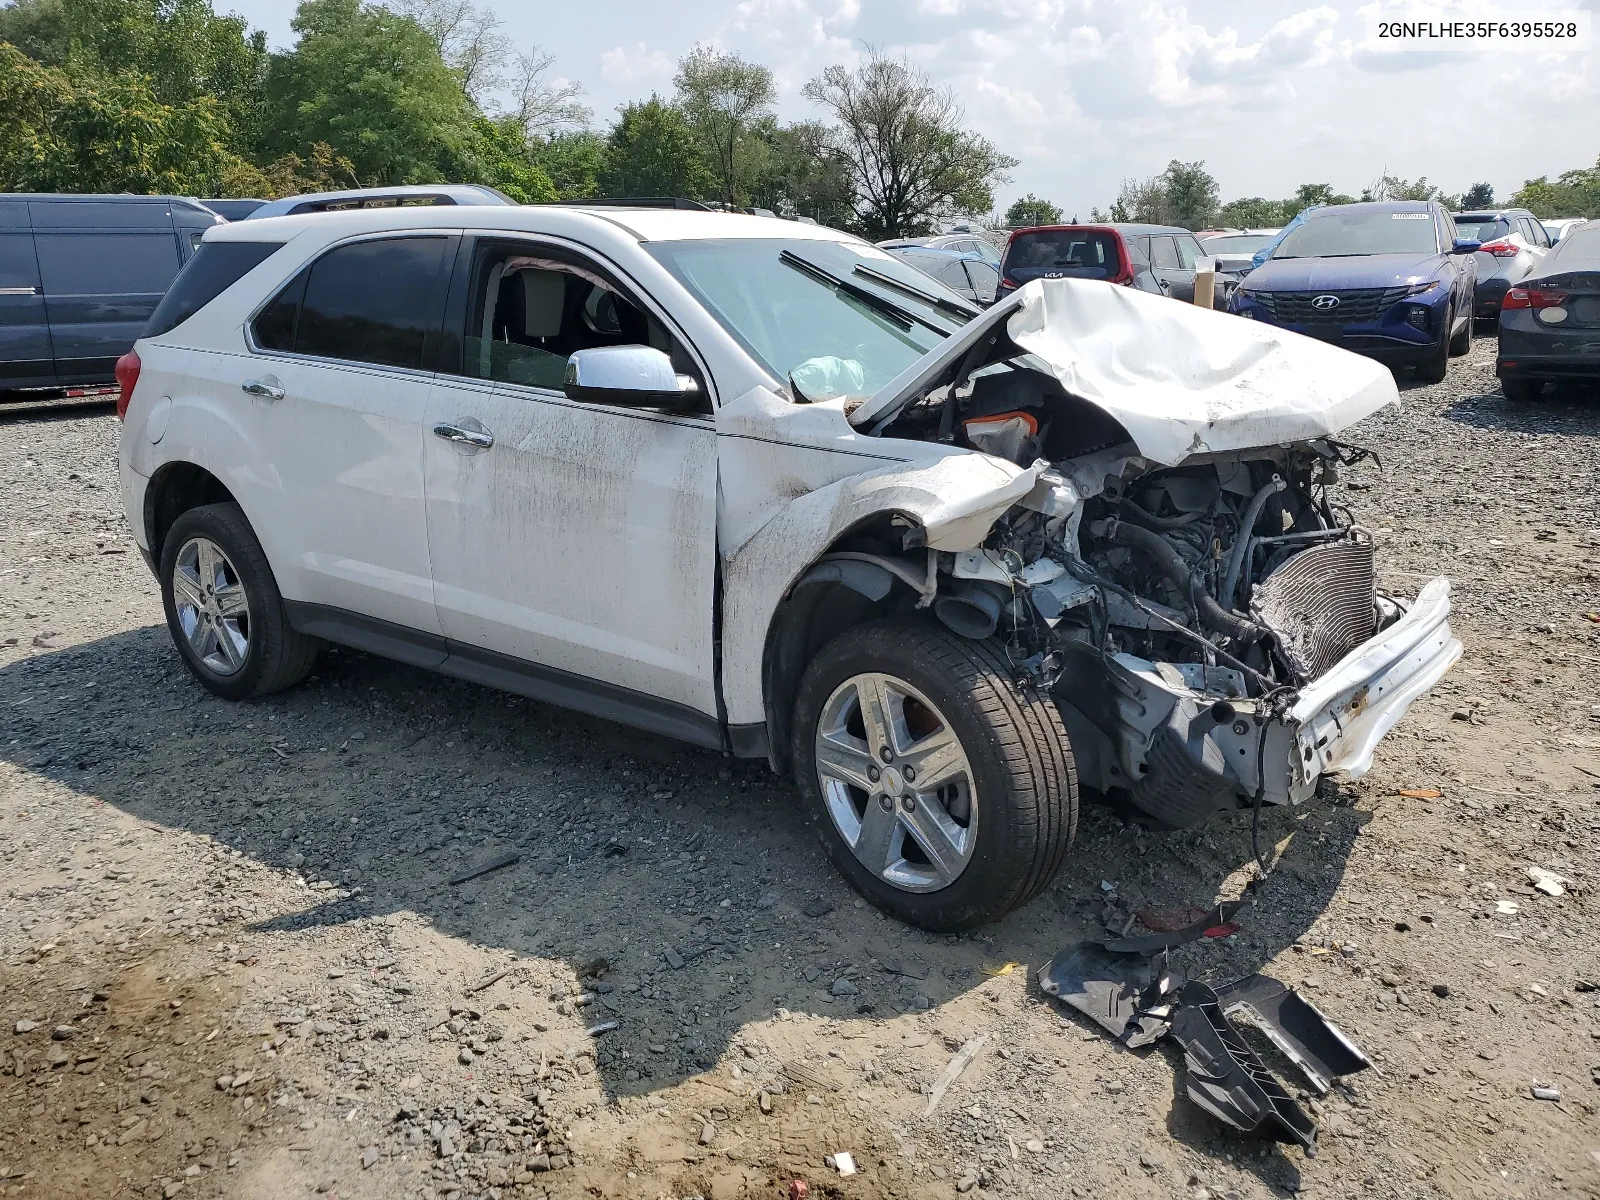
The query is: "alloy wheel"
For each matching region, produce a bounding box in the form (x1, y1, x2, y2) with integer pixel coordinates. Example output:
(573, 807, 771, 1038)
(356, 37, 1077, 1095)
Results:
(813, 672, 978, 892)
(172, 536, 250, 676)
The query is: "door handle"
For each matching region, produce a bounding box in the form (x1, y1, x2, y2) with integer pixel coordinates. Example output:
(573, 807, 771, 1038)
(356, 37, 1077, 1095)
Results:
(242, 377, 284, 401)
(433, 421, 494, 449)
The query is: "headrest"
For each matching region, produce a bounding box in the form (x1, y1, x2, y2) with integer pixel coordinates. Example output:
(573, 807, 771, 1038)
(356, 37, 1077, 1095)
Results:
(518, 270, 565, 339)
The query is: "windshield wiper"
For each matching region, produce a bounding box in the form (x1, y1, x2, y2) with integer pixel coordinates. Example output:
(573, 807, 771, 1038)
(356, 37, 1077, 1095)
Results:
(852, 263, 978, 320)
(778, 250, 951, 335)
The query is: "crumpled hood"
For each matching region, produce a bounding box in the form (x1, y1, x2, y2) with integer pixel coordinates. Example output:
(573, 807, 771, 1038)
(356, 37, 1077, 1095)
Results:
(1243, 252, 1445, 292)
(850, 278, 1400, 467)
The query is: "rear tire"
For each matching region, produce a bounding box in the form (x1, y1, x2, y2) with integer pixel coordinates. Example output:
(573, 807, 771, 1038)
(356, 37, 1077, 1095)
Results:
(1501, 377, 1544, 403)
(1448, 307, 1472, 356)
(791, 618, 1077, 931)
(159, 502, 320, 701)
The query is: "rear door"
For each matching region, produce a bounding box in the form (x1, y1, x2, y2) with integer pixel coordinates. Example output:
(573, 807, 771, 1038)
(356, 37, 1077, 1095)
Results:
(0, 200, 53, 390)
(234, 233, 454, 635)
(31, 199, 182, 384)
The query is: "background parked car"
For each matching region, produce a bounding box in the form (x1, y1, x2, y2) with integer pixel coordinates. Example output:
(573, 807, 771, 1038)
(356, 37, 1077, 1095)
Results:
(1230, 200, 1478, 383)
(242, 184, 515, 220)
(998, 223, 1209, 301)
(1197, 229, 1280, 280)
(1451, 208, 1551, 319)
(881, 245, 1000, 306)
(878, 233, 1002, 268)
(201, 199, 268, 221)
(1540, 217, 1587, 244)
(1497, 220, 1600, 402)
(1, 193, 220, 393)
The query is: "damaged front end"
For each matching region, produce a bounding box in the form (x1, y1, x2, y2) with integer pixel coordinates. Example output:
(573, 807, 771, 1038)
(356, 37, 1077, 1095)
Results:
(852, 279, 1461, 829)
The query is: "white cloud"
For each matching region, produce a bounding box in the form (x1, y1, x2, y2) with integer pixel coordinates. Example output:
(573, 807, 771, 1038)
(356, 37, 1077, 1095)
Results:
(598, 42, 675, 87)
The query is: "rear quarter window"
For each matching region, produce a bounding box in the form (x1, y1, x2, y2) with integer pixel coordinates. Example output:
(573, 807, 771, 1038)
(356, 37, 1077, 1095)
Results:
(143, 241, 285, 338)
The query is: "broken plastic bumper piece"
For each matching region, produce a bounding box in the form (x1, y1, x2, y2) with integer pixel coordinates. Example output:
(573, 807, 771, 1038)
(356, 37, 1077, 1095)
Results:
(1285, 575, 1460, 796)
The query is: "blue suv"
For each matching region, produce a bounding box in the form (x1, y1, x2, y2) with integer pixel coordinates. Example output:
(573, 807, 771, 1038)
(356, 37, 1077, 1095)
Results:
(1230, 201, 1479, 382)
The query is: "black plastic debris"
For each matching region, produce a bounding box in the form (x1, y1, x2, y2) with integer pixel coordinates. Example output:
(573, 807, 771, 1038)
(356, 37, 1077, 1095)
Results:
(1037, 914, 1370, 1153)
(1037, 942, 1178, 1049)
(1214, 974, 1370, 1094)
(1170, 981, 1319, 1153)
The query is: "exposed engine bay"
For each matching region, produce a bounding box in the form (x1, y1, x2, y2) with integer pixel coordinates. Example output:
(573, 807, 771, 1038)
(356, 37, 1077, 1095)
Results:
(866, 351, 1424, 828)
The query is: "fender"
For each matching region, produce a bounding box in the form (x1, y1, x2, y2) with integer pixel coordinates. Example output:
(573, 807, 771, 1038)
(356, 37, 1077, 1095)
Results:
(714, 384, 1045, 728)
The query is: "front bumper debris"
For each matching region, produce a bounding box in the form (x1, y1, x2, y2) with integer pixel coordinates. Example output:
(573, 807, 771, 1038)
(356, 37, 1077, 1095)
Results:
(1085, 576, 1459, 822)
(1039, 917, 1372, 1154)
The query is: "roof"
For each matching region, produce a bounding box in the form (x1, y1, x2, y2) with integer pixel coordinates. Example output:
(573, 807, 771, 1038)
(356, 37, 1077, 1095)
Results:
(1453, 209, 1532, 219)
(1305, 200, 1433, 217)
(886, 245, 988, 263)
(0, 193, 214, 214)
(207, 203, 865, 246)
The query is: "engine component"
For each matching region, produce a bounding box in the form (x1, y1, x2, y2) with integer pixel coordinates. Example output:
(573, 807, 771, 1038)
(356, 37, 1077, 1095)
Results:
(1101, 519, 1265, 646)
(1251, 538, 1376, 680)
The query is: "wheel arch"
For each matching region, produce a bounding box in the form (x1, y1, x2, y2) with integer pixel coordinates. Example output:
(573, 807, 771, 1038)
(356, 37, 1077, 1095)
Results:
(758, 512, 932, 774)
(144, 460, 238, 561)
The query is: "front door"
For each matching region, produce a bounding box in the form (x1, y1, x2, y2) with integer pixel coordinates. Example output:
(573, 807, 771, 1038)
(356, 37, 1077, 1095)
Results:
(232, 232, 454, 637)
(421, 236, 719, 737)
(1149, 234, 1198, 302)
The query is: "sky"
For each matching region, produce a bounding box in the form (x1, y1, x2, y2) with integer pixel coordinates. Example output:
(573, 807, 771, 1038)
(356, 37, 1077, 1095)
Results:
(233, 0, 1597, 217)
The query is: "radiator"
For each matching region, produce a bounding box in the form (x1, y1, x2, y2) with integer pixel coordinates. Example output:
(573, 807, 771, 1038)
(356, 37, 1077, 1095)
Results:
(1251, 539, 1377, 682)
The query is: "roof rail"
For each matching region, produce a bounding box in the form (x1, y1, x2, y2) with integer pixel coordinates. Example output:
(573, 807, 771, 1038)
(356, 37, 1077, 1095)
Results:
(549, 197, 712, 211)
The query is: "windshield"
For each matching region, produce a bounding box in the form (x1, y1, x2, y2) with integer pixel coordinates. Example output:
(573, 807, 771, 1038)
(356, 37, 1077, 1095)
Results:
(1200, 234, 1274, 255)
(645, 238, 963, 401)
(1271, 209, 1440, 258)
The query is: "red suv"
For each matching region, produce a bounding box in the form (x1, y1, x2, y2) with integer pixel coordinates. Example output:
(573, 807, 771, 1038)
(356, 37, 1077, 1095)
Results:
(999, 223, 1209, 302)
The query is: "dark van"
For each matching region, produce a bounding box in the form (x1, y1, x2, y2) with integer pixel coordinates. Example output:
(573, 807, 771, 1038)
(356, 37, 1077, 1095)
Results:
(0, 194, 221, 392)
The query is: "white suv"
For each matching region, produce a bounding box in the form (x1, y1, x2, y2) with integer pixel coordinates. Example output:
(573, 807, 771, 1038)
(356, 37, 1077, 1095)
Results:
(116, 205, 1460, 930)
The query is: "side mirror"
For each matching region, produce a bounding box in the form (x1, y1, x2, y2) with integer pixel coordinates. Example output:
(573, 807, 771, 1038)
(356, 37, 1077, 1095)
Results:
(563, 346, 700, 411)
(1451, 238, 1482, 254)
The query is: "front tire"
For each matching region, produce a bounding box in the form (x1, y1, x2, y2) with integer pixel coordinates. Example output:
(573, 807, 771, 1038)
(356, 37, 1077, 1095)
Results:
(159, 503, 320, 701)
(1415, 308, 1452, 383)
(791, 619, 1077, 931)
(1448, 306, 1472, 356)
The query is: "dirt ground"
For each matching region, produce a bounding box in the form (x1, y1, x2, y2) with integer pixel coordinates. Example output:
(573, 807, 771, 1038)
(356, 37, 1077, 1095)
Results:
(2, 335, 1597, 1200)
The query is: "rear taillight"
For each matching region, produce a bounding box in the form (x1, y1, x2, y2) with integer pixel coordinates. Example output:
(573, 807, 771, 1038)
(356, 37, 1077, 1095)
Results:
(114, 350, 141, 420)
(1502, 287, 1568, 311)
(1109, 233, 1135, 285)
(997, 277, 1019, 293)
(1478, 240, 1520, 258)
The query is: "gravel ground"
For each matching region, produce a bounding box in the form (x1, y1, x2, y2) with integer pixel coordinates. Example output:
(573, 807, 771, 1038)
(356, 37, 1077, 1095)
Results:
(2, 335, 1597, 1200)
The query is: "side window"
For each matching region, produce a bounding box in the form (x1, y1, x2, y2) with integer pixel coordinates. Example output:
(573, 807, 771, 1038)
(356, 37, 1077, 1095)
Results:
(454, 240, 704, 405)
(253, 268, 307, 352)
(935, 260, 972, 290)
(291, 237, 448, 369)
(1522, 218, 1550, 248)
(1174, 235, 1205, 269)
(1149, 236, 1180, 269)
(35, 233, 179, 296)
(966, 261, 999, 301)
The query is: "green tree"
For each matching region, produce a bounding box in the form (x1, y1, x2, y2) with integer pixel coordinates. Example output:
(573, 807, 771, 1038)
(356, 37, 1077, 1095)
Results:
(1459, 181, 1495, 209)
(1115, 174, 1168, 223)
(674, 45, 774, 208)
(0, 42, 241, 192)
(0, 0, 267, 153)
(530, 129, 607, 199)
(1216, 197, 1289, 227)
(466, 116, 557, 202)
(746, 118, 853, 224)
(1511, 158, 1600, 218)
(260, 0, 479, 185)
(1161, 159, 1219, 229)
(598, 96, 712, 199)
(1005, 193, 1062, 228)
(803, 49, 1016, 239)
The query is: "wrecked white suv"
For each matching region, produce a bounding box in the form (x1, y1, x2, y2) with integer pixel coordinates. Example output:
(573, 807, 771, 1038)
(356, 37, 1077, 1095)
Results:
(116, 207, 1461, 931)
